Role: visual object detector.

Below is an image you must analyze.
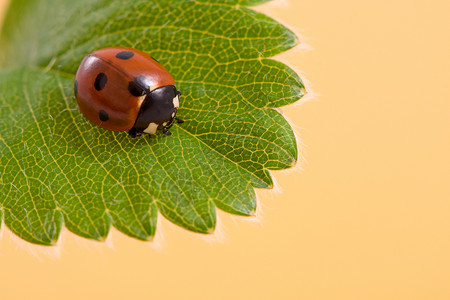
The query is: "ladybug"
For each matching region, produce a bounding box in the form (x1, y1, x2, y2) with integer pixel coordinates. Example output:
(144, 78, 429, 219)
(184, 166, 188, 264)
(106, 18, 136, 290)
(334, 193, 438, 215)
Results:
(74, 47, 183, 138)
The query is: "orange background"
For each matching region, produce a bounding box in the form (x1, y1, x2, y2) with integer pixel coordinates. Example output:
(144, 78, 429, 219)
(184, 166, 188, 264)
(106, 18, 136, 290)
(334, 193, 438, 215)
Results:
(1, 0, 450, 299)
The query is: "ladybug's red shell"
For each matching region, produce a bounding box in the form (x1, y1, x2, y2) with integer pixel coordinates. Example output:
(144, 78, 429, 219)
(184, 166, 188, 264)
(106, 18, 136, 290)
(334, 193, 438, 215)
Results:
(74, 47, 175, 132)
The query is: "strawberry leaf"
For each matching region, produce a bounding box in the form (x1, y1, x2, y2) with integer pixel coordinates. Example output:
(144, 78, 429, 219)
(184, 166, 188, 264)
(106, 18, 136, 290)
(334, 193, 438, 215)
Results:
(0, 0, 305, 245)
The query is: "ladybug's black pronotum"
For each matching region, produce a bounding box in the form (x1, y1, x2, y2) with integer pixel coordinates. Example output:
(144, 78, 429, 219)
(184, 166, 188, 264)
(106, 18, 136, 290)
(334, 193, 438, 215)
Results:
(74, 47, 183, 137)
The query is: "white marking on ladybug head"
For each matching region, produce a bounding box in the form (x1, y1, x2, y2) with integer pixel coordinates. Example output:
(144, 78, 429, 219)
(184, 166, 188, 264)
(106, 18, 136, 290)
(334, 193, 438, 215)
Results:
(143, 122, 158, 135)
(173, 95, 179, 108)
(171, 112, 175, 117)
(162, 122, 168, 126)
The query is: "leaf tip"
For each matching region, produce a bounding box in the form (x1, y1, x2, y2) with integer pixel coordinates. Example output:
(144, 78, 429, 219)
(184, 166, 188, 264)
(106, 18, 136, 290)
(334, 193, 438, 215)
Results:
(291, 73, 307, 102)
(195, 222, 216, 235)
(49, 239, 59, 246)
(196, 221, 216, 235)
(30, 237, 59, 246)
(97, 235, 108, 243)
(133, 233, 155, 242)
(206, 227, 215, 235)
(145, 235, 155, 242)
(299, 85, 307, 98)
(186, 226, 216, 235)
(248, 209, 257, 217)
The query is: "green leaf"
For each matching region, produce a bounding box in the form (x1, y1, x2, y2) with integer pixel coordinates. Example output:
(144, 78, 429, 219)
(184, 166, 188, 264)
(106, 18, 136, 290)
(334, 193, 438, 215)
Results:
(0, 0, 305, 245)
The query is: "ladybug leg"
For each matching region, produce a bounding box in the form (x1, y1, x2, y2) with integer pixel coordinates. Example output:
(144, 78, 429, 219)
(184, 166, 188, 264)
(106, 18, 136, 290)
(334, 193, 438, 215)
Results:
(175, 117, 184, 124)
(128, 128, 137, 138)
(128, 127, 143, 138)
(162, 129, 172, 136)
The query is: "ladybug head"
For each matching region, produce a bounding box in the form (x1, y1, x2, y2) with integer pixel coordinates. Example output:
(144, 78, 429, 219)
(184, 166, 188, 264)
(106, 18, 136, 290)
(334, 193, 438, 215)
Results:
(130, 85, 182, 137)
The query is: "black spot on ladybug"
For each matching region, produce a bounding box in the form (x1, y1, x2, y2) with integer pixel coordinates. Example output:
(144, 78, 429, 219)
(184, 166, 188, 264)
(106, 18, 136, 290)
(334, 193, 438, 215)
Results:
(128, 81, 145, 97)
(74, 80, 78, 96)
(99, 110, 109, 121)
(94, 73, 107, 91)
(135, 75, 151, 90)
(128, 75, 150, 97)
(116, 51, 134, 60)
